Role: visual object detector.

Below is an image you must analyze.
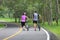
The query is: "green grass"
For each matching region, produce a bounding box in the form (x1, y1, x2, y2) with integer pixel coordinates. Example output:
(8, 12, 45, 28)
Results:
(0, 24, 5, 28)
(41, 21, 60, 39)
(0, 18, 15, 22)
(0, 18, 15, 28)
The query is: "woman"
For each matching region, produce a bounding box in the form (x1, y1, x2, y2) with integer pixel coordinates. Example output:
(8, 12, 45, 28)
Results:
(21, 12, 28, 30)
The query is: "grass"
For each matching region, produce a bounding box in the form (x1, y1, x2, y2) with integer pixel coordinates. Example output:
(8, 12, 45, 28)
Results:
(0, 24, 5, 28)
(41, 21, 60, 39)
(0, 18, 15, 22)
(0, 18, 15, 28)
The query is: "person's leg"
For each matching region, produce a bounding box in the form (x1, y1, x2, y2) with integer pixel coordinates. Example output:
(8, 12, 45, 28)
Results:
(23, 22, 27, 31)
(33, 21, 37, 31)
(34, 23, 36, 31)
(21, 22, 23, 28)
(21, 22, 25, 30)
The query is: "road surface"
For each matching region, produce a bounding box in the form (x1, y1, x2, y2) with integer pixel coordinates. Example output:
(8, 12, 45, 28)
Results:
(1, 23, 57, 40)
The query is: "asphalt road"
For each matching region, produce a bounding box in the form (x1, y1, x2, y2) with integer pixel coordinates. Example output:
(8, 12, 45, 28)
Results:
(0, 27, 19, 40)
(0, 26, 48, 40)
(0, 22, 58, 40)
(9, 28, 47, 40)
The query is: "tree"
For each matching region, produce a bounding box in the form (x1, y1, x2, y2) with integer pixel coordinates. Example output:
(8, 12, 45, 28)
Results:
(47, 0, 52, 25)
(0, 0, 2, 5)
(42, 0, 46, 24)
(55, 0, 59, 25)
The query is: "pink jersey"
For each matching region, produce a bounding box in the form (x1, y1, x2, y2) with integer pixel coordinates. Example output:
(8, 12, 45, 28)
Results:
(21, 15, 26, 22)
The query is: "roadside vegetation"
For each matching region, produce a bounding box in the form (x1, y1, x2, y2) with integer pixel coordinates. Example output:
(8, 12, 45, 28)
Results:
(41, 20, 60, 40)
(0, 18, 15, 22)
(0, 24, 5, 28)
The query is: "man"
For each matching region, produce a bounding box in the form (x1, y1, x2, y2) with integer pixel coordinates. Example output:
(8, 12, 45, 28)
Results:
(33, 11, 39, 31)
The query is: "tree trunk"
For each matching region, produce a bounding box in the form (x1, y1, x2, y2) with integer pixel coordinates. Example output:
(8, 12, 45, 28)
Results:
(42, 0, 46, 24)
(55, 0, 59, 25)
(15, 17, 17, 23)
(0, 0, 2, 5)
(47, 0, 52, 25)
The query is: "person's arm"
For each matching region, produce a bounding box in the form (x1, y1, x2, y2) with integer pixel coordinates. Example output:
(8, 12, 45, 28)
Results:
(26, 16, 29, 19)
(32, 14, 34, 20)
(20, 16, 21, 22)
(38, 14, 42, 20)
(26, 16, 29, 21)
(39, 15, 42, 19)
(38, 14, 39, 19)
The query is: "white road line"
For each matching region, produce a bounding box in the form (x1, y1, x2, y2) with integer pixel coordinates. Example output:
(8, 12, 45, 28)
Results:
(41, 28, 50, 40)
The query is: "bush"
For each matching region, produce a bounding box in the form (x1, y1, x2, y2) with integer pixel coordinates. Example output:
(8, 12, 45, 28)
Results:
(0, 24, 5, 28)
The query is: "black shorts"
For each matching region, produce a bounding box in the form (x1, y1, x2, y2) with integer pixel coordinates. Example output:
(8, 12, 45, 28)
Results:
(33, 21, 37, 24)
(21, 22, 25, 27)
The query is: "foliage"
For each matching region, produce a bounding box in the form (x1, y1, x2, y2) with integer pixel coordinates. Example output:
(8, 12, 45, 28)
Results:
(41, 20, 60, 38)
(0, 0, 59, 23)
(0, 24, 5, 28)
